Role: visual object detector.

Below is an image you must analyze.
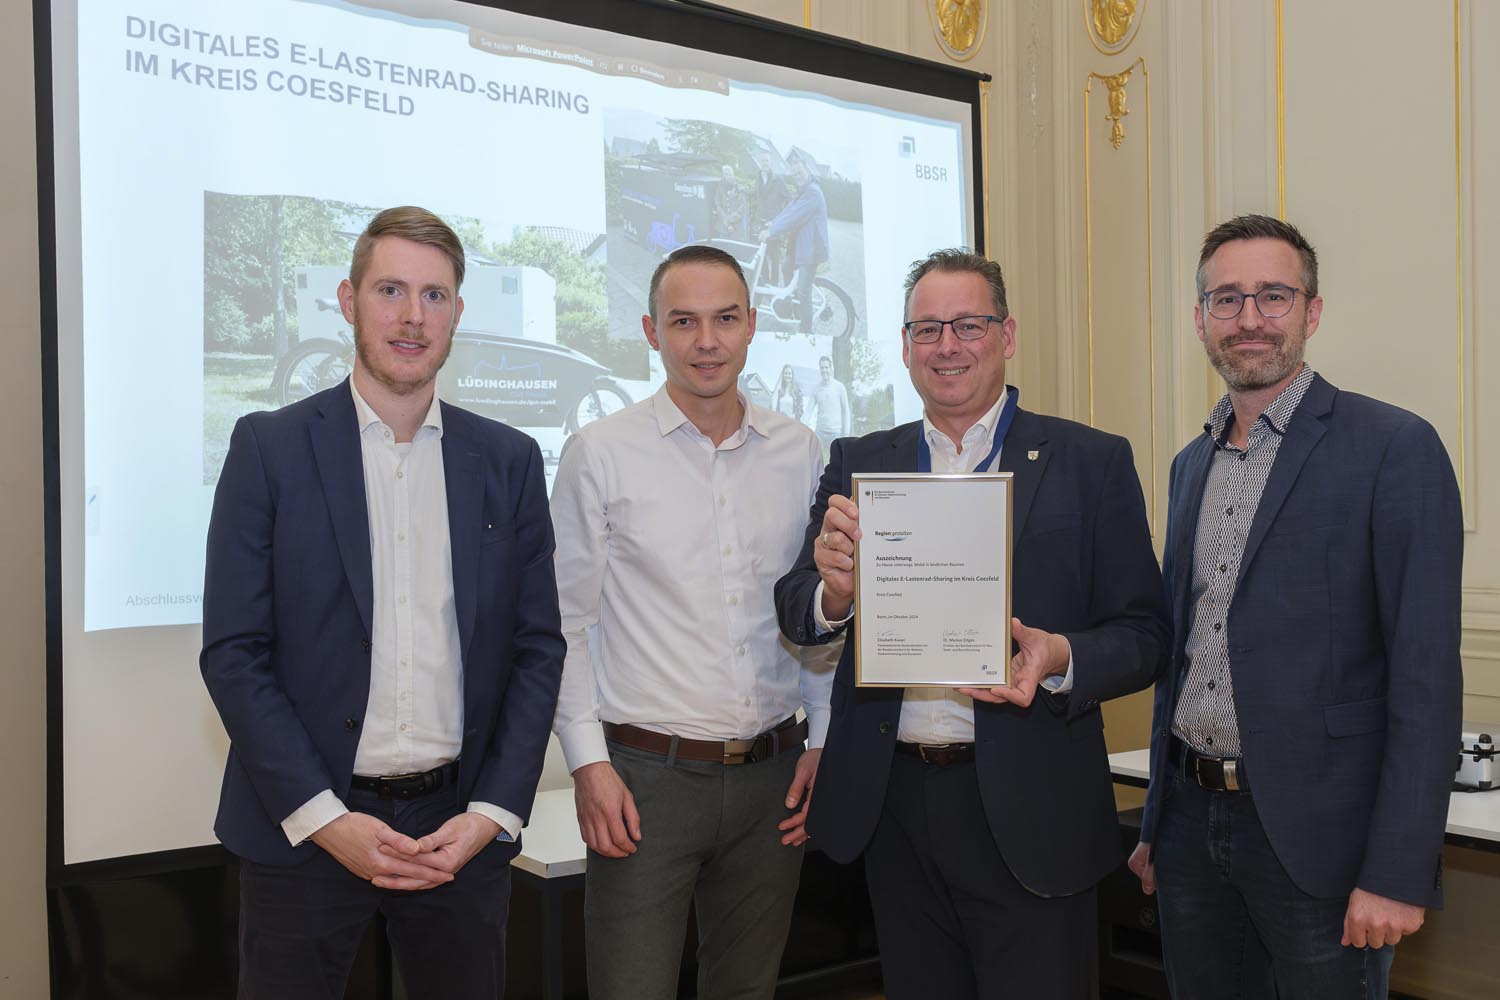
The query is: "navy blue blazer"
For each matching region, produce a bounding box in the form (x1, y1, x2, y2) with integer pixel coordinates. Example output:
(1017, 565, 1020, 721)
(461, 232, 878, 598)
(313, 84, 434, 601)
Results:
(775, 407, 1169, 897)
(201, 381, 565, 867)
(1141, 374, 1463, 907)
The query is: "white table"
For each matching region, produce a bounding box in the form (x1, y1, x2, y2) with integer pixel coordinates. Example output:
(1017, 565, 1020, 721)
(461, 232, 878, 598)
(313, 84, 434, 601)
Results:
(1107, 749, 1500, 850)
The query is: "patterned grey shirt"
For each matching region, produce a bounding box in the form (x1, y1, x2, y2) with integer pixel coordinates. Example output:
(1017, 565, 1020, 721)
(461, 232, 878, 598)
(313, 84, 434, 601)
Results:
(1171, 365, 1317, 757)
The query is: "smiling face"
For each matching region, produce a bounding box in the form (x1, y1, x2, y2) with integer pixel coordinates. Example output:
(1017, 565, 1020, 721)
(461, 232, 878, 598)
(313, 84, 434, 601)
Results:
(902, 269, 1016, 441)
(339, 235, 462, 399)
(1195, 237, 1322, 394)
(642, 260, 755, 408)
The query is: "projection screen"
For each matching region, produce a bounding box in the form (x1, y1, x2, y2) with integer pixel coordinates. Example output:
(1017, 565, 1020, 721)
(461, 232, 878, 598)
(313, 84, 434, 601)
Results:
(43, 0, 983, 868)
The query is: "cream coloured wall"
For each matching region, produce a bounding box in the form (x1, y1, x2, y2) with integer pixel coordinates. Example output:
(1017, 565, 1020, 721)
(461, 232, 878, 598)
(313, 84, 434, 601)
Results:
(0, 0, 49, 994)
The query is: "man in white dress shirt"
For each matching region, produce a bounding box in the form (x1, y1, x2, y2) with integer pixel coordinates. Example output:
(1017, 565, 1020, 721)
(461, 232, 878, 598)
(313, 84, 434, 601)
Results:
(550, 244, 833, 1000)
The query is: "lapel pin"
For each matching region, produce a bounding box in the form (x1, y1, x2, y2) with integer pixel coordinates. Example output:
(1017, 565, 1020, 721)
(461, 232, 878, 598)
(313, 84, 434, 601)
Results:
(1027, 450, 1039, 461)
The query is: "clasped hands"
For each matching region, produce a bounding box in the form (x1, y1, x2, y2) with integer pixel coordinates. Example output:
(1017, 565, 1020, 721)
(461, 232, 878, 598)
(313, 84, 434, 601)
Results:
(311, 809, 500, 891)
(816, 494, 1070, 707)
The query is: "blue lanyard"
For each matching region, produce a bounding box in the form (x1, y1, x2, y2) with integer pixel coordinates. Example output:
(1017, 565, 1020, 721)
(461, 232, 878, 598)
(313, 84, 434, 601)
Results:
(916, 388, 1018, 473)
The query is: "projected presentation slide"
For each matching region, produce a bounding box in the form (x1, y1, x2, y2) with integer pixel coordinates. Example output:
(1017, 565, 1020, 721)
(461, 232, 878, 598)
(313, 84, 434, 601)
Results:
(69, 0, 969, 635)
(53, 0, 974, 862)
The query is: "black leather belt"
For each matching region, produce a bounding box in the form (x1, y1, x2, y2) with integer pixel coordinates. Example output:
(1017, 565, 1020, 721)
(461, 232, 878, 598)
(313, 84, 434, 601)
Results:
(603, 716, 807, 765)
(350, 760, 458, 800)
(895, 742, 976, 766)
(1171, 735, 1248, 792)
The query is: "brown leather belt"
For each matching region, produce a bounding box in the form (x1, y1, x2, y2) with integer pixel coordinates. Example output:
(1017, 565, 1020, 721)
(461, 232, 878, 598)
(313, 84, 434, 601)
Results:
(895, 741, 976, 766)
(1171, 735, 1249, 792)
(602, 716, 807, 765)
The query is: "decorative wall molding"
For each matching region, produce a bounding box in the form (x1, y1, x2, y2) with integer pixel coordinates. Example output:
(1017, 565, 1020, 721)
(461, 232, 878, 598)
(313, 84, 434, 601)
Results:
(929, 0, 988, 61)
(1086, 0, 1145, 56)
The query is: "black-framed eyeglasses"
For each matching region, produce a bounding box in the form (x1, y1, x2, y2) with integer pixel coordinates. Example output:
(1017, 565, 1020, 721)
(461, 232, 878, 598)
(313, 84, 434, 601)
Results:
(1203, 285, 1302, 320)
(901, 315, 1001, 344)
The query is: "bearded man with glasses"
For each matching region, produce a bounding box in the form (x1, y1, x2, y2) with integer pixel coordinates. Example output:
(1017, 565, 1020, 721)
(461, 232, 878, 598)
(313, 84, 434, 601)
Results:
(775, 248, 1168, 999)
(1129, 215, 1463, 999)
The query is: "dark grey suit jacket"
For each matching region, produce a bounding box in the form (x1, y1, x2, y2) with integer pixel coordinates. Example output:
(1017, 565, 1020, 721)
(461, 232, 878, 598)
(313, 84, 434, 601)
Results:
(1142, 374, 1463, 907)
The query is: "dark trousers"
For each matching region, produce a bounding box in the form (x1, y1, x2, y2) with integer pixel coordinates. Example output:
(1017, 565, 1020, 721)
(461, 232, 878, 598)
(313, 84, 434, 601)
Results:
(1153, 760, 1393, 999)
(864, 753, 1098, 1000)
(584, 742, 805, 1000)
(237, 783, 512, 1000)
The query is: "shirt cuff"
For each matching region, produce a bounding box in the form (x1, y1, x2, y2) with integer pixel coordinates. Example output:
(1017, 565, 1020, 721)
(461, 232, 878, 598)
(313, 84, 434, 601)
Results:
(1039, 649, 1076, 694)
(281, 789, 347, 847)
(558, 721, 611, 774)
(804, 705, 831, 750)
(812, 581, 854, 634)
(467, 802, 522, 842)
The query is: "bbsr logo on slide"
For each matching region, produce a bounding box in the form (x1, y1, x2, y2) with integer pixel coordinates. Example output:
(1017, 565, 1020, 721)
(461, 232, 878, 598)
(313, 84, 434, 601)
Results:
(914, 164, 949, 181)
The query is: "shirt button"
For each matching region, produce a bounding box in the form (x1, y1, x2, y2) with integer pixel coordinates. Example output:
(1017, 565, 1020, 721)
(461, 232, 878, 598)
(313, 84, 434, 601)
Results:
(396, 470, 405, 479)
(728, 595, 739, 606)
(1225, 506, 1234, 516)
(1212, 622, 1222, 632)
(1219, 564, 1228, 573)
(743, 697, 751, 707)
(399, 723, 409, 732)
(720, 496, 728, 507)
(1207, 681, 1216, 690)
(398, 532, 407, 542)
(399, 595, 408, 605)
(1238, 454, 1246, 462)
(1205, 736, 1214, 746)
(723, 545, 732, 555)
(737, 645, 746, 656)
(400, 657, 408, 667)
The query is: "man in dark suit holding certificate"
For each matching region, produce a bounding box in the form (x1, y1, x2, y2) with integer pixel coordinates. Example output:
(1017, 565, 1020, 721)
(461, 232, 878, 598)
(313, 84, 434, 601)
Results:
(201, 206, 565, 998)
(775, 249, 1168, 999)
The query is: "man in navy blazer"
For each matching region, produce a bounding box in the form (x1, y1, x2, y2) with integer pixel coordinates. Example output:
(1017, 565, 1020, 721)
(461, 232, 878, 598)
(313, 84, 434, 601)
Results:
(1129, 215, 1463, 998)
(202, 207, 564, 998)
(775, 249, 1168, 998)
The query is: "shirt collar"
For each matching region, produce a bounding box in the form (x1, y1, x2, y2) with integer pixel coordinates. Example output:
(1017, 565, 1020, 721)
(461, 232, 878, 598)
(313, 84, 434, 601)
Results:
(922, 389, 1008, 451)
(651, 384, 758, 446)
(1205, 364, 1315, 443)
(350, 378, 444, 438)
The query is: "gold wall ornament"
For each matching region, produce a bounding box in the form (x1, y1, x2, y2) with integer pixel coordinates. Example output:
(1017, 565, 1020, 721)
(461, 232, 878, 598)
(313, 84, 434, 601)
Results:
(928, 0, 988, 62)
(1100, 67, 1134, 148)
(1086, 0, 1146, 55)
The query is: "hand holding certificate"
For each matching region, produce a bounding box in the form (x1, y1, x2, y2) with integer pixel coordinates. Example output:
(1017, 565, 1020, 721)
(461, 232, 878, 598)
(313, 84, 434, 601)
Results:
(850, 473, 1013, 687)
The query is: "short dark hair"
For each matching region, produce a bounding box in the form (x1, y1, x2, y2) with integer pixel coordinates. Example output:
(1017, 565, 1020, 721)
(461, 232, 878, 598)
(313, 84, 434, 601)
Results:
(903, 248, 1009, 320)
(819, 355, 832, 366)
(1196, 214, 1318, 298)
(351, 206, 465, 290)
(646, 244, 750, 321)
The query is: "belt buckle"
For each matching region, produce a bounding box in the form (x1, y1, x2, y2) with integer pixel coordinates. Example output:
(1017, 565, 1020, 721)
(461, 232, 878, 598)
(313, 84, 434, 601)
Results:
(722, 737, 758, 765)
(917, 743, 946, 764)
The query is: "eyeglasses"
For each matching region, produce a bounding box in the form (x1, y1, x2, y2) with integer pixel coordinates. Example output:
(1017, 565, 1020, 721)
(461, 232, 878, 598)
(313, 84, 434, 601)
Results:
(901, 315, 1001, 344)
(1203, 285, 1303, 320)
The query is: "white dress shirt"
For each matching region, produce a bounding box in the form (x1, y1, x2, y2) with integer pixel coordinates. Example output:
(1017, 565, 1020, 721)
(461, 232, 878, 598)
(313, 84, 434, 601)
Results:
(813, 390, 1072, 744)
(551, 386, 835, 773)
(280, 381, 520, 846)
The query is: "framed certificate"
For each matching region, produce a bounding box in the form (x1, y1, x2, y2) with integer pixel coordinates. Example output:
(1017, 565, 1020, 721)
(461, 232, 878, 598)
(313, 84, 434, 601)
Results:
(851, 473, 1012, 687)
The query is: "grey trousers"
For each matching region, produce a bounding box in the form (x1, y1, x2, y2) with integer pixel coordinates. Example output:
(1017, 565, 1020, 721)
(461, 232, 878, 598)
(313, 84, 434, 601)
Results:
(584, 741, 806, 1000)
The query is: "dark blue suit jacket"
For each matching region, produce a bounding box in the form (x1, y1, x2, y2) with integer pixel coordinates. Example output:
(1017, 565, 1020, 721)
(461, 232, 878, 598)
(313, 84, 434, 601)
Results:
(201, 381, 565, 867)
(1141, 374, 1463, 907)
(775, 407, 1169, 897)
